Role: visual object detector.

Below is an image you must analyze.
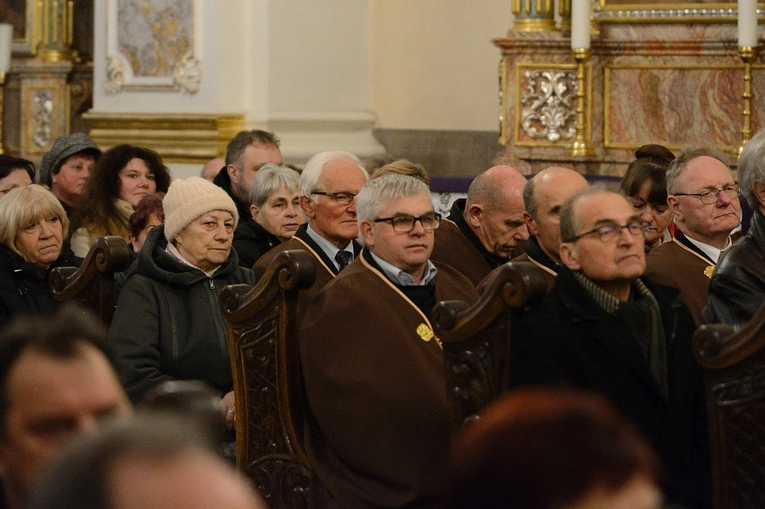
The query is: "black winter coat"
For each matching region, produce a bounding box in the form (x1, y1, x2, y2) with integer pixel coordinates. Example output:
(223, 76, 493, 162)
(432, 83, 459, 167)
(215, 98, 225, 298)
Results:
(109, 225, 255, 403)
(232, 218, 279, 269)
(0, 243, 80, 329)
(510, 267, 711, 509)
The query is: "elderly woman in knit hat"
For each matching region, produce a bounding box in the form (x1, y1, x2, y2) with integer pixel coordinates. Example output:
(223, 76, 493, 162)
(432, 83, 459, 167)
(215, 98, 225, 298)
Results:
(109, 177, 255, 429)
(39, 133, 101, 216)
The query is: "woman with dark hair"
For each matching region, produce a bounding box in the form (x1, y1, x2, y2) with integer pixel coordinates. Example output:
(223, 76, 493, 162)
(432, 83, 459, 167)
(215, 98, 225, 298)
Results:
(69, 145, 171, 257)
(128, 192, 165, 255)
(620, 145, 675, 251)
(444, 389, 662, 509)
(0, 154, 35, 199)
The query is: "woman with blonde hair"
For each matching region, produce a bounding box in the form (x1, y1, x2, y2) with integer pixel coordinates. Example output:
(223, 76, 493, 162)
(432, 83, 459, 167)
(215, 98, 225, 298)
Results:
(69, 144, 171, 257)
(0, 185, 79, 326)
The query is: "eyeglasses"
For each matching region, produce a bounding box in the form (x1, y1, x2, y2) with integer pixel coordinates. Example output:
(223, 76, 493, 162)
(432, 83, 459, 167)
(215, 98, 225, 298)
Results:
(673, 185, 741, 205)
(565, 220, 644, 243)
(373, 212, 442, 232)
(312, 191, 357, 206)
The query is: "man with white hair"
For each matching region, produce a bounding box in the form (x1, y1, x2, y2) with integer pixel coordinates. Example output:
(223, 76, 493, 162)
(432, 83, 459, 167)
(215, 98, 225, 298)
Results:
(253, 151, 368, 304)
(300, 174, 477, 509)
(431, 165, 529, 285)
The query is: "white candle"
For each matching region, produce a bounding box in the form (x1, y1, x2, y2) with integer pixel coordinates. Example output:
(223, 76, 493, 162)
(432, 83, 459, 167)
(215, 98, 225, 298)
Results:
(571, 0, 591, 50)
(738, 0, 758, 48)
(0, 24, 11, 74)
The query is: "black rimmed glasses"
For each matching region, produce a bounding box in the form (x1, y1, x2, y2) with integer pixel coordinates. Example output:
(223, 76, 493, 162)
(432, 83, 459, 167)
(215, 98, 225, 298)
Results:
(565, 220, 644, 243)
(673, 185, 741, 205)
(373, 212, 441, 232)
(312, 191, 357, 206)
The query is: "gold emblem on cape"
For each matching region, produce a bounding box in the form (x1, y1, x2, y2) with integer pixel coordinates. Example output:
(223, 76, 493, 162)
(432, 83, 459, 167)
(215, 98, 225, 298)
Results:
(704, 265, 714, 278)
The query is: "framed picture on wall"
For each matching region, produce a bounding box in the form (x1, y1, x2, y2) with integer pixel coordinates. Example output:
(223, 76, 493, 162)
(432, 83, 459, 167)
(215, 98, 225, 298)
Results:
(0, 0, 38, 55)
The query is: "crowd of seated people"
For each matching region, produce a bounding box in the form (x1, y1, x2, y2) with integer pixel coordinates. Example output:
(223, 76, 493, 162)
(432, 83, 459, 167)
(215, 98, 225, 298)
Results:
(3, 123, 765, 509)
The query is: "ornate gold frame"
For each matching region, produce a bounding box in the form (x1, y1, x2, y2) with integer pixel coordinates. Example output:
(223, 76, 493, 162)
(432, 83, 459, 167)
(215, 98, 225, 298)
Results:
(513, 62, 591, 148)
(11, 0, 40, 55)
(602, 63, 758, 151)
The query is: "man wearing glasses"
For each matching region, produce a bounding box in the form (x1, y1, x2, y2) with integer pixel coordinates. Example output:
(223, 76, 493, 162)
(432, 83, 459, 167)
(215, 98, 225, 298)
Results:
(254, 151, 368, 305)
(645, 148, 741, 325)
(510, 186, 710, 509)
(300, 174, 477, 509)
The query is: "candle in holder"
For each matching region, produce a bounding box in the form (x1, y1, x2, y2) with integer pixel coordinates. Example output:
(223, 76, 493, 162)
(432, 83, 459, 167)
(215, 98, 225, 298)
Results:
(738, 0, 758, 48)
(571, 0, 591, 49)
(0, 24, 12, 74)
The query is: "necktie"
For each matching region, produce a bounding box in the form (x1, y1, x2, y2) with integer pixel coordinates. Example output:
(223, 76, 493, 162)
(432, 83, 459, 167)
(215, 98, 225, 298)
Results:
(335, 250, 353, 271)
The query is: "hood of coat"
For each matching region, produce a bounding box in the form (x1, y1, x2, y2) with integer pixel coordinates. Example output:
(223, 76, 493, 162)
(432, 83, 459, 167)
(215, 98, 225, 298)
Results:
(0, 242, 78, 280)
(124, 224, 241, 286)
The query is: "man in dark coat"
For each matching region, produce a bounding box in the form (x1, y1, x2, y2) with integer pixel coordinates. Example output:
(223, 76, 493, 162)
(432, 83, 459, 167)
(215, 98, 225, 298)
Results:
(706, 129, 765, 329)
(254, 151, 368, 306)
(214, 130, 283, 220)
(512, 166, 588, 289)
(645, 147, 741, 325)
(431, 165, 529, 285)
(300, 175, 478, 509)
(510, 187, 710, 509)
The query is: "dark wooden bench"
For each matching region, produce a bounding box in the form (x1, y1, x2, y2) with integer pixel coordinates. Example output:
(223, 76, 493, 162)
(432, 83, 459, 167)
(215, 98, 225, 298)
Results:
(693, 304, 765, 509)
(432, 261, 549, 432)
(220, 249, 316, 509)
(49, 236, 132, 327)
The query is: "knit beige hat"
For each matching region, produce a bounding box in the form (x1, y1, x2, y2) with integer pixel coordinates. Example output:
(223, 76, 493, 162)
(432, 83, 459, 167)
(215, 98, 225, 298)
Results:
(163, 177, 239, 242)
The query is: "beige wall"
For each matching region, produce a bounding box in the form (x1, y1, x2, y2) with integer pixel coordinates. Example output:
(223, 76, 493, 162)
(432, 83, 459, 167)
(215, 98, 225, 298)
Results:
(370, 0, 512, 132)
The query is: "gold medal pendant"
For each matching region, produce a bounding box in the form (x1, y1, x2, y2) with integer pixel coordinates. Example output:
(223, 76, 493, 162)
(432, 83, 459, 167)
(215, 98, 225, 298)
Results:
(416, 323, 442, 348)
(704, 265, 714, 278)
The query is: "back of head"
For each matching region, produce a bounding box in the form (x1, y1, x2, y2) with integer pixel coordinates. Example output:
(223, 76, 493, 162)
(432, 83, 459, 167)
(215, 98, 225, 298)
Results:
(225, 130, 280, 167)
(372, 159, 430, 185)
(28, 413, 264, 509)
(128, 192, 165, 240)
(737, 129, 765, 209)
(299, 150, 368, 199)
(0, 155, 35, 182)
(620, 145, 674, 206)
(444, 389, 659, 509)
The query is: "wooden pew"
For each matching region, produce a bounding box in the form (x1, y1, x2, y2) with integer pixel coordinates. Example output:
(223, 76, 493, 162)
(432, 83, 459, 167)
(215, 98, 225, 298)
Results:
(432, 261, 549, 432)
(220, 249, 316, 509)
(693, 305, 765, 509)
(49, 236, 132, 327)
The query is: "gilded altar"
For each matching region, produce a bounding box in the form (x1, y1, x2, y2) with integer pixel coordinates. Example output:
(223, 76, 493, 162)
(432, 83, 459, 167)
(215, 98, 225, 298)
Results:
(497, 1, 763, 175)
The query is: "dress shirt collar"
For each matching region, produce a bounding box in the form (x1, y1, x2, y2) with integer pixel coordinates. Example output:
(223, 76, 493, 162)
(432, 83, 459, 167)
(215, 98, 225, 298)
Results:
(305, 223, 354, 271)
(369, 250, 437, 286)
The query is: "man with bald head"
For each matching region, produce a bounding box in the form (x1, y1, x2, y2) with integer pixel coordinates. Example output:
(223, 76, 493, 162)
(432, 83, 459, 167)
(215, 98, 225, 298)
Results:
(513, 167, 588, 286)
(431, 165, 529, 285)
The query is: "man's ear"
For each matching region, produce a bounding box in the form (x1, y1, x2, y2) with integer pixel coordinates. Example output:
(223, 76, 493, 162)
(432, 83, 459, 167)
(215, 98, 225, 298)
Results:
(467, 204, 484, 228)
(559, 242, 581, 271)
(667, 195, 683, 223)
(300, 196, 316, 219)
(360, 220, 374, 247)
(523, 211, 539, 237)
(250, 204, 260, 221)
(226, 164, 239, 185)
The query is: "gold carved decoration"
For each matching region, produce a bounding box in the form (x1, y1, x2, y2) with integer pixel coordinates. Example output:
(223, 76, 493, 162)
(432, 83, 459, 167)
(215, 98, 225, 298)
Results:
(82, 113, 246, 164)
(31, 89, 54, 147)
(595, 1, 761, 22)
(515, 63, 584, 147)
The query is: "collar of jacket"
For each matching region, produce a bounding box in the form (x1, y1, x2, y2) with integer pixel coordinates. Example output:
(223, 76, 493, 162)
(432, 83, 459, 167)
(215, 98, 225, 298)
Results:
(447, 198, 506, 268)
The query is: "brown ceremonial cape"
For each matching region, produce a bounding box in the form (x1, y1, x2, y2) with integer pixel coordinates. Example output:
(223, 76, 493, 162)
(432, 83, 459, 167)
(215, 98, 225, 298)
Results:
(300, 253, 478, 509)
(431, 218, 492, 286)
(645, 233, 715, 326)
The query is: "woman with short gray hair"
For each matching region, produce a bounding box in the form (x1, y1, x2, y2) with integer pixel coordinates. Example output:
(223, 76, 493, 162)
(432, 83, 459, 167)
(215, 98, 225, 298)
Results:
(233, 164, 305, 268)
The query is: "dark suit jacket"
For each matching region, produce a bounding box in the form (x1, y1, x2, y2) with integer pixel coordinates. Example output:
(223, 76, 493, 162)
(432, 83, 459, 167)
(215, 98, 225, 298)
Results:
(510, 267, 710, 509)
(253, 223, 361, 312)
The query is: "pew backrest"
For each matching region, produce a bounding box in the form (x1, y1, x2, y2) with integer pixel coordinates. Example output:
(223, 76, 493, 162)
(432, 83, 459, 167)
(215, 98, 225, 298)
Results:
(694, 304, 765, 509)
(49, 236, 132, 327)
(220, 249, 316, 509)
